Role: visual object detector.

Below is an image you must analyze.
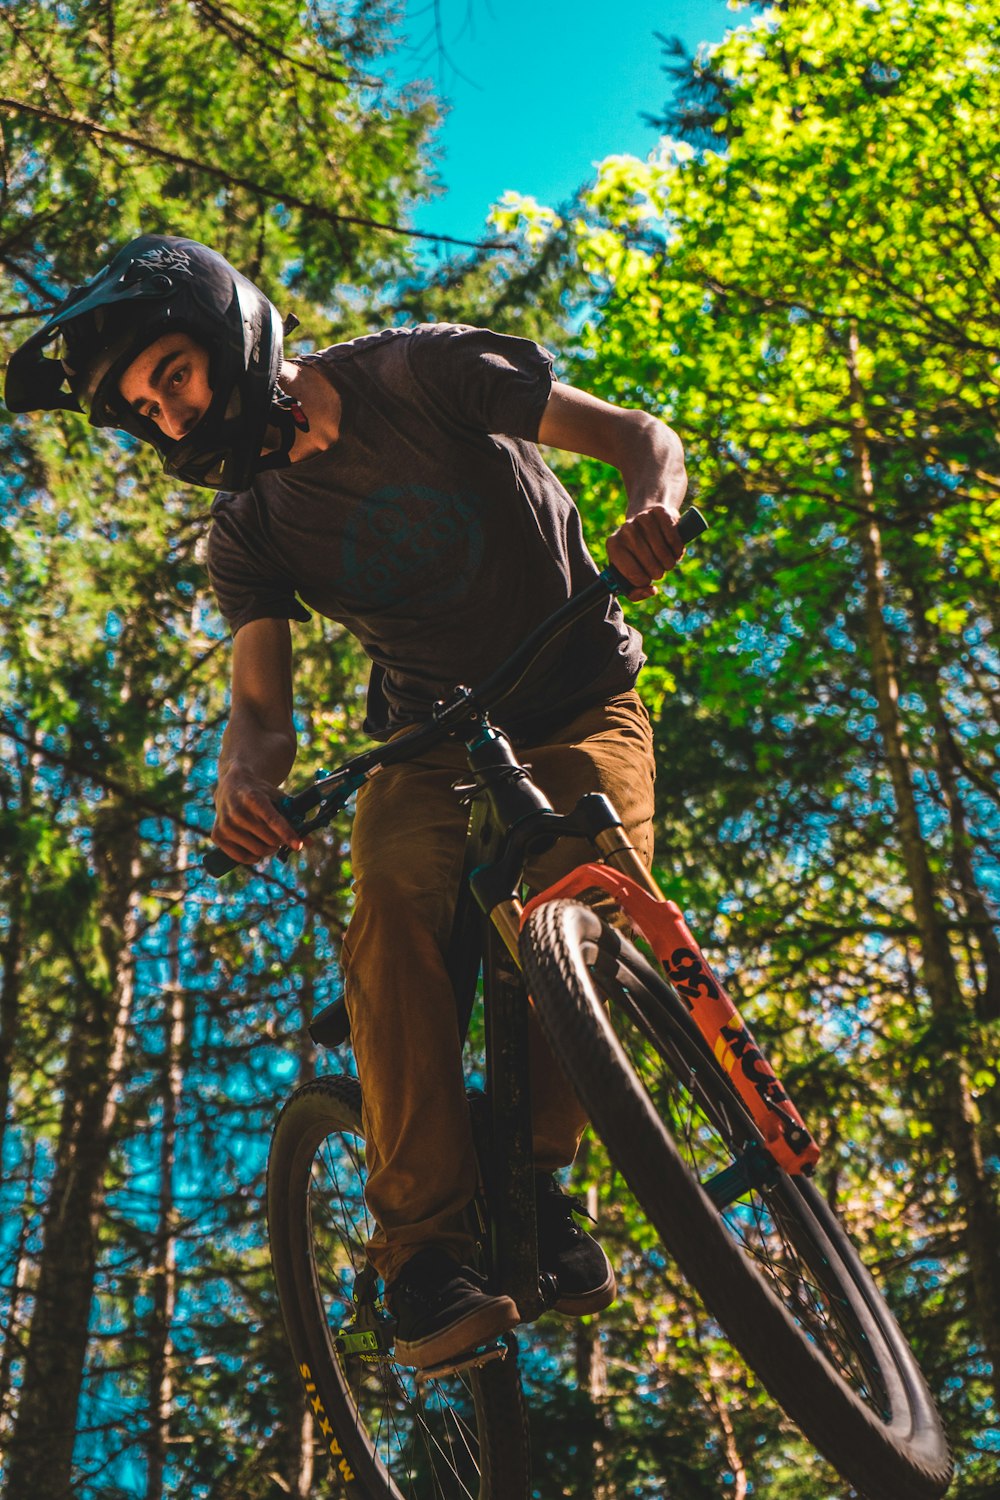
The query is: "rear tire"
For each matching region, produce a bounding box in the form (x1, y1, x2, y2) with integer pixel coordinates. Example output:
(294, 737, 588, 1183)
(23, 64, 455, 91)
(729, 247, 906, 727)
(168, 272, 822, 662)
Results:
(520, 900, 953, 1500)
(267, 1074, 531, 1499)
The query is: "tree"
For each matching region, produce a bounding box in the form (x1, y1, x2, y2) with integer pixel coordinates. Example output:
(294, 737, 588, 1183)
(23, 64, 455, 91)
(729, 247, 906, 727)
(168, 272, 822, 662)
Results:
(495, 0, 999, 1479)
(0, 3, 442, 1494)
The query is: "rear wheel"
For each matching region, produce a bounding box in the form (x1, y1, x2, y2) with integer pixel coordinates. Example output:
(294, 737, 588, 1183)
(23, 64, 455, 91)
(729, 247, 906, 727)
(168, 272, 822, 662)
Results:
(520, 900, 953, 1500)
(267, 1075, 531, 1499)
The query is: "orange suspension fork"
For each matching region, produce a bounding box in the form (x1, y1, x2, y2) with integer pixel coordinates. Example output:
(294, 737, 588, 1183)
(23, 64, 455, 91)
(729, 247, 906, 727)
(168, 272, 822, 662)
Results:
(522, 864, 820, 1176)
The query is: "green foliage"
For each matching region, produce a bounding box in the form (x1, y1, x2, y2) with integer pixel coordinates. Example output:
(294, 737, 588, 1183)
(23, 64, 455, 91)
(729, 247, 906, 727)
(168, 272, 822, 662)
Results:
(491, 0, 1000, 1484)
(0, 3, 429, 1495)
(1, 0, 438, 334)
(2, 0, 998, 1494)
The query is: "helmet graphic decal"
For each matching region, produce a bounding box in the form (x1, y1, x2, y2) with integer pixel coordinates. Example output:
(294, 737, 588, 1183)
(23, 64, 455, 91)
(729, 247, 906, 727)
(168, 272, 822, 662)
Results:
(135, 244, 193, 274)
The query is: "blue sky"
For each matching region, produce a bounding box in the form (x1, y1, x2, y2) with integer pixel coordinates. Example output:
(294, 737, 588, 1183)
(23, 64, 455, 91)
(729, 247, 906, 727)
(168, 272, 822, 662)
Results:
(385, 0, 735, 248)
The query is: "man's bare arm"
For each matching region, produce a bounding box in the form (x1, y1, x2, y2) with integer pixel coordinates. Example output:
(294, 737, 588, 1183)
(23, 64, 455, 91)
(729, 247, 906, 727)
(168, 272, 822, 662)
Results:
(212, 617, 303, 864)
(537, 381, 688, 599)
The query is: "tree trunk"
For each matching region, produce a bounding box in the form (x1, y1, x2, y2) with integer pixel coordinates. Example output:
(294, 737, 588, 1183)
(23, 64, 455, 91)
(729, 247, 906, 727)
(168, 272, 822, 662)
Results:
(145, 835, 188, 1500)
(290, 1400, 315, 1500)
(701, 1364, 748, 1500)
(0, 1136, 37, 1436)
(571, 1179, 614, 1500)
(0, 854, 27, 1172)
(4, 804, 141, 1500)
(909, 596, 1000, 1022)
(0, 726, 38, 1168)
(286, 919, 317, 1498)
(848, 329, 1000, 1410)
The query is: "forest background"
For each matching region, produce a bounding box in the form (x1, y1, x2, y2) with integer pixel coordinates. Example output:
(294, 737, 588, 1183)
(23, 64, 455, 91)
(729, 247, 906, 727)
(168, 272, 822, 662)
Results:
(0, 0, 998, 1496)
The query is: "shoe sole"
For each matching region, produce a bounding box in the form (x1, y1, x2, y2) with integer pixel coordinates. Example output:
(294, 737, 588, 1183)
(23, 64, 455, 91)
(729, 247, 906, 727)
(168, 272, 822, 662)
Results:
(394, 1294, 521, 1370)
(552, 1265, 617, 1317)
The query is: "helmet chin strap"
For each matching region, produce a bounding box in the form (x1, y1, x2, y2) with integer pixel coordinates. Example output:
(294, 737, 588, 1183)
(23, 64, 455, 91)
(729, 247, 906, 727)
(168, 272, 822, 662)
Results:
(255, 383, 309, 473)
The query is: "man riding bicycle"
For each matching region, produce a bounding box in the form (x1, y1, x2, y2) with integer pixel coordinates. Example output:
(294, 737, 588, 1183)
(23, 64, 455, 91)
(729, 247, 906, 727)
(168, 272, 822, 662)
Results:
(5, 234, 688, 1370)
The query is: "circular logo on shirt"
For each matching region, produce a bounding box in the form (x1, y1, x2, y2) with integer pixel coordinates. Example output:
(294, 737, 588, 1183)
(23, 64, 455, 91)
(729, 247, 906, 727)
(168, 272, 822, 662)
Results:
(340, 485, 486, 611)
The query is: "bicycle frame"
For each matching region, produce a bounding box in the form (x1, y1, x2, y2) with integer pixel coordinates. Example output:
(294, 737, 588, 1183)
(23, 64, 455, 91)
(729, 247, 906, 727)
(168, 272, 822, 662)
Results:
(413, 711, 820, 1344)
(410, 721, 643, 1329)
(305, 692, 821, 1361)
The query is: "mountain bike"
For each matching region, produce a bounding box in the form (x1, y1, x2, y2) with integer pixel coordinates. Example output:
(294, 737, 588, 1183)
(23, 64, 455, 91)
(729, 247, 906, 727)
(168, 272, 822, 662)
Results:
(207, 507, 952, 1500)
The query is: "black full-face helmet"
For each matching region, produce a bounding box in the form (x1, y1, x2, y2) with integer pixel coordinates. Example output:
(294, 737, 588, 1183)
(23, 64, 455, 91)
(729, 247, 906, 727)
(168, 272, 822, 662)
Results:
(4, 234, 290, 490)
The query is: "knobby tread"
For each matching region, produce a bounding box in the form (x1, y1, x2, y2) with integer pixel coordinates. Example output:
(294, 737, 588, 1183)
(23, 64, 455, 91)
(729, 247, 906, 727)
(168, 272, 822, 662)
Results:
(521, 899, 953, 1500)
(268, 1074, 531, 1499)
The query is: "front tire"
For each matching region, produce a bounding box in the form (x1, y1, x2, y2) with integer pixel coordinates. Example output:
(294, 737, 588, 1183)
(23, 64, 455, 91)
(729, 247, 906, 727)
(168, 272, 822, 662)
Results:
(520, 900, 953, 1500)
(267, 1075, 531, 1499)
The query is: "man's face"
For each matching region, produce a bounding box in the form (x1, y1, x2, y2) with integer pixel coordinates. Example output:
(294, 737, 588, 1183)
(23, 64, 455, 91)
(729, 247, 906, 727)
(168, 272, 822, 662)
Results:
(118, 332, 212, 441)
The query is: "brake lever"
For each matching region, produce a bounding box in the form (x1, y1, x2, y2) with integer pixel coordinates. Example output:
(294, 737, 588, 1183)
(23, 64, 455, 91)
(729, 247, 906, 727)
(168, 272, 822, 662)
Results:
(274, 775, 364, 862)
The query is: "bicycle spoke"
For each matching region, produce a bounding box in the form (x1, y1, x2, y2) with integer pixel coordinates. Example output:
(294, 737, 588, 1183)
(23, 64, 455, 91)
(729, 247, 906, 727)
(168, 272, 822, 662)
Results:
(306, 1127, 487, 1497)
(413, 1380, 480, 1499)
(610, 970, 892, 1421)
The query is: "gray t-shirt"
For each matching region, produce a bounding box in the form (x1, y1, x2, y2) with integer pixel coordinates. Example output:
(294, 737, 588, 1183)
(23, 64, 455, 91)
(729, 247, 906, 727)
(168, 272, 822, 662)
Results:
(208, 322, 644, 740)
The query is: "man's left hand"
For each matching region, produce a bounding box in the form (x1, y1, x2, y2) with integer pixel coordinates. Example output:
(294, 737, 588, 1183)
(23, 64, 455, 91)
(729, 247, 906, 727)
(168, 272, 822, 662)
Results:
(607, 505, 684, 601)
(536, 382, 688, 600)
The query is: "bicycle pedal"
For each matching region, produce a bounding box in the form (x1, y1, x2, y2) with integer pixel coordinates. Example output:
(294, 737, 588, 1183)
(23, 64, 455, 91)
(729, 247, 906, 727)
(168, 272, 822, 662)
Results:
(415, 1339, 507, 1383)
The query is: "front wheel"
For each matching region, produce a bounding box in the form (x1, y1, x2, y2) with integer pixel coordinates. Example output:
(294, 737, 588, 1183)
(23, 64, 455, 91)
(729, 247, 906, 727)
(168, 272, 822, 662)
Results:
(267, 1074, 531, 1499)
(520, 900, 953, 1500)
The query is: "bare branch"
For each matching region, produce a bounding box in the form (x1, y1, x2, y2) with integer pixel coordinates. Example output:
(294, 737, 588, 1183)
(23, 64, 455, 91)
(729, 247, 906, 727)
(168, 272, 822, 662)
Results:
(0, 95, 514, 253)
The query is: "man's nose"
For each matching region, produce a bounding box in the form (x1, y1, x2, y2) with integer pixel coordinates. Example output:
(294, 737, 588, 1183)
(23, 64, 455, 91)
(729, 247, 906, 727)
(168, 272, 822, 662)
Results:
(162, 403, 199, 441)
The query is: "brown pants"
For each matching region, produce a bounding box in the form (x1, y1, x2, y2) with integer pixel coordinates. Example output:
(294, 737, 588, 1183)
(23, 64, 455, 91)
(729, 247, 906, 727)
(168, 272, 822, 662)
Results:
(342, 689, 656, 1283)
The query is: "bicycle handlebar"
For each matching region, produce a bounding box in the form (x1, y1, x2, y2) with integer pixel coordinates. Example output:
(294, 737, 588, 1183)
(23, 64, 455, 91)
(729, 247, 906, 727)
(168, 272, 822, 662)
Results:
(204, 506, 707, 878)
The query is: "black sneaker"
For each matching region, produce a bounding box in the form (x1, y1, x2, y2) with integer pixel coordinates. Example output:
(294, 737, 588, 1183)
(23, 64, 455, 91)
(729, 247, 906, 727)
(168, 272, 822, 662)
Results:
(387, 1247, 520, 1370)
(536, 1174, 617, 1316)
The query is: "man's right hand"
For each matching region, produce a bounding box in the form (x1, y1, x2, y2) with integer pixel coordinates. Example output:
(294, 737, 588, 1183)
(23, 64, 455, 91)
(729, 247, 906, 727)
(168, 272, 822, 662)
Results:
(212, 619, 299, 865)
(212, 770, 304, 866)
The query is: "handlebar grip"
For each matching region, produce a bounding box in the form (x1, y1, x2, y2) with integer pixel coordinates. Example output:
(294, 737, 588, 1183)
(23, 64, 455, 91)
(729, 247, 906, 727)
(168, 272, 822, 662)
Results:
(203, 792, 303, 879)
(204, 846, 241, 878)
(604, 505, 708, 594)
(677, 505, 708, 544)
